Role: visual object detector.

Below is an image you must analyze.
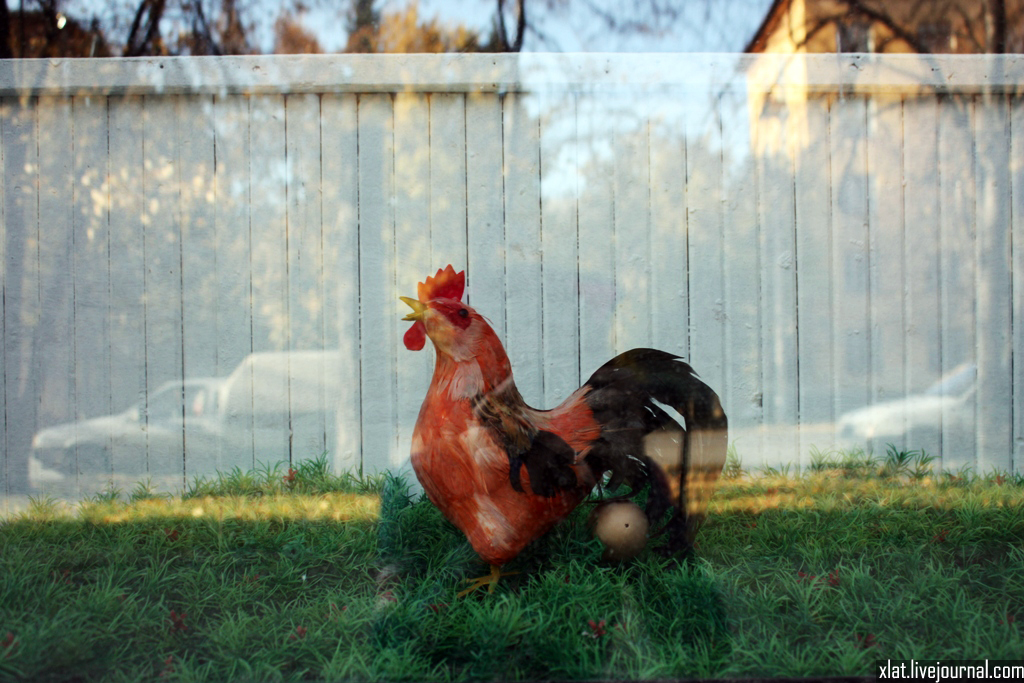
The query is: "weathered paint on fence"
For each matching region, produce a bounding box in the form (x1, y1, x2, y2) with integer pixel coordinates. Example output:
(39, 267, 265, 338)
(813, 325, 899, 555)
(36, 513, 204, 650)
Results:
(1, 54, 1022, 510)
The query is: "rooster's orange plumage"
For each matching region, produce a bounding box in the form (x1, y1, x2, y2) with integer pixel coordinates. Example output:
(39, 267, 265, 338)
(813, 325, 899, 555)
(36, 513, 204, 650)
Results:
(401, 265, 727, 594)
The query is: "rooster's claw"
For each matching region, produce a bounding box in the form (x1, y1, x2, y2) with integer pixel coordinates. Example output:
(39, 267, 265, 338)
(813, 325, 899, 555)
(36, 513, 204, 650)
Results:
(457, 565, 519, 597)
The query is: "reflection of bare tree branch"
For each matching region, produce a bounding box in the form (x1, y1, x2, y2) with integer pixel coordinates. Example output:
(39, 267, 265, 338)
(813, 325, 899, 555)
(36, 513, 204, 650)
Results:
(785, 0, 1016, 55)
(987, 0, 1007, 52)
(516, 0, 527, 50)
(219, 0, 249, 54)
(192, 0, 222, 56)
(495, 0, 526, 51)
(790, 17, 831, 49)
(847, 0, 931, 52)
(491, 0, 714, 50)
(601, 0, 680, 37)
(577, 0, 678, 35)
(793, 2, 929, 54)
(37, 0, 59, 46)
(125, 0, 167, 56)
(528, 20, 561, 49)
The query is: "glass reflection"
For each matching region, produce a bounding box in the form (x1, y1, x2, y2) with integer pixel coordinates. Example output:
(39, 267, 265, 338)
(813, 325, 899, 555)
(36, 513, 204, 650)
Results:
(0, 54, 1018, 514)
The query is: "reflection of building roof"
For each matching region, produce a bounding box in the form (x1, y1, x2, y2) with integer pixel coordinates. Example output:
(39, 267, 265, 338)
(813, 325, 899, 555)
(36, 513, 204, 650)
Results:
(745, 0, 789, 53)
(745, 0, 1024, 55)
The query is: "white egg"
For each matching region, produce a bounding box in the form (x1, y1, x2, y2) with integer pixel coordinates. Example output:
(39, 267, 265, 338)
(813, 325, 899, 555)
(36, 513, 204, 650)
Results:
(589, 501, 649, 561)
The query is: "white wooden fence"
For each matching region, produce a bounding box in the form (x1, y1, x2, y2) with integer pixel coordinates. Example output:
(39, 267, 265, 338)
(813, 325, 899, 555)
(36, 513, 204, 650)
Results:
(1, 54, 1022, 506)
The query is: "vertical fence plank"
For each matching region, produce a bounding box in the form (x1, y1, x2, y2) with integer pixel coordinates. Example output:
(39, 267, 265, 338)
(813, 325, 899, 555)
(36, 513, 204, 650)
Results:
(723, 130, 762, 455)
(212, 95, 252, 382)
(685, 98, 726, 412)
(576, 96, 615, 379)
(1012, 95, 1024, 474)
(141, 95, 185, 489)
(213, 94, 254, 472)
(973, 95, 1013, 474)
(793, 95, 833, 466)
(430, 93, 469, 270)
(2, 98, 39, 499)
(754, 95, 799, 468)
(649, 97, 689, 361)
(904, 98, 941, 460)
(394, 91, 431, 476)
(285, 93, 328, 463)
(2, 98, 39, 498)
(393, 91, 430, 282)
(465, 93, 506, 333)
(247, 95, 290, 467)
(503, 93, 543, 405)
(864, 95, 907, 456)
(286, 92, 325, 355)
(358, 94, 397, 473)
(829, 96, 870, 424)
(539, 92, 580, 406)
(179, 95, 217, 482)
(935, 95, 974, 470)
(0, 102, 6, 508)
(106, 97, 148, 484)
(71, 95, 111, 493)
(321, 93, 360, 473)
(612, 112, 652, 355)
(37, 98, 75, 493)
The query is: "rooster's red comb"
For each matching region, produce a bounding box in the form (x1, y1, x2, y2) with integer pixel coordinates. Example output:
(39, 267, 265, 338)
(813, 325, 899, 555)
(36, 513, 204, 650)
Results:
(417, 265, 465, 303)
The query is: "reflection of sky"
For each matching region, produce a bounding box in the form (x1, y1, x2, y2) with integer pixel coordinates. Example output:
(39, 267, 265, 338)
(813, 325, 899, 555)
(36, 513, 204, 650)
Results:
(511, 57, 755, 198)
(59, 0, 773, 55)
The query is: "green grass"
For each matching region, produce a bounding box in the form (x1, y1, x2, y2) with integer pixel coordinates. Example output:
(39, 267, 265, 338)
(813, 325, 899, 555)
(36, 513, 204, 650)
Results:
(1, 449, 1023, 682)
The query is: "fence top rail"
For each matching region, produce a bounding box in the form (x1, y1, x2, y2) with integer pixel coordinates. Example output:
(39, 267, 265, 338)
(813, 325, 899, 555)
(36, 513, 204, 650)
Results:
(0, 53, 1021, 97)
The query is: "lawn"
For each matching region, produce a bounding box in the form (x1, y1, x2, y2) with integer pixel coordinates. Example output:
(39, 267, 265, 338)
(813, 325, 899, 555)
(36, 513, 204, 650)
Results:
(1, 450, 1022, 682)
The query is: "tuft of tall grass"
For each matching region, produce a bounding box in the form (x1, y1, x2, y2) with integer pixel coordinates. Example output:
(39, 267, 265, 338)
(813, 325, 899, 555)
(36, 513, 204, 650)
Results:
(182, 452, 388, 500)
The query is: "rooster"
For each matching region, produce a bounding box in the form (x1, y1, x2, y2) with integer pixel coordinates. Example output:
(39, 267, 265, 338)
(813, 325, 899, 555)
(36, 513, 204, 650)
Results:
(401, 265, 727, 595)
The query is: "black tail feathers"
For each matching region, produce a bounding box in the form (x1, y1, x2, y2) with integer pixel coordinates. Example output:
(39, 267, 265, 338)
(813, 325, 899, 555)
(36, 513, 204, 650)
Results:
(582, 348, 728, 555)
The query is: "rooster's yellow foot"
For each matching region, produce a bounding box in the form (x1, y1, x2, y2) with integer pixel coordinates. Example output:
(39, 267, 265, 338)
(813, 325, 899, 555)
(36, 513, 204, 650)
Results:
(457, 565, 519, 597)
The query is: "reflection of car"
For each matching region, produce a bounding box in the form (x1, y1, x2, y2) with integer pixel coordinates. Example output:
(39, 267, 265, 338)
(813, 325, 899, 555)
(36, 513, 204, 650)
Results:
(28, 351, 342, 492)
(838, 364, 976, 448)
(218, 351, 340, 462)
(29, 378, 225, 488)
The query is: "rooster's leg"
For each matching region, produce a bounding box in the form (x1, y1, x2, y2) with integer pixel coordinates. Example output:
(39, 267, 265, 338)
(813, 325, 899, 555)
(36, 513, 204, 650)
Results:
(457, 565, 519, 597)
(655, 511, 696, 560)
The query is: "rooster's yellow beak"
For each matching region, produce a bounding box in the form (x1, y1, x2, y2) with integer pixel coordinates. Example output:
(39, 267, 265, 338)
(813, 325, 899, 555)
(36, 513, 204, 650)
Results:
(400, 297, 427, 321)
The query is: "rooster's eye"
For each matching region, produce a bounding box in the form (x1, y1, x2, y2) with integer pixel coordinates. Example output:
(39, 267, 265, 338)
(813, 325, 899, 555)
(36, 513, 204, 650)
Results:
(458, 308, 469, 318)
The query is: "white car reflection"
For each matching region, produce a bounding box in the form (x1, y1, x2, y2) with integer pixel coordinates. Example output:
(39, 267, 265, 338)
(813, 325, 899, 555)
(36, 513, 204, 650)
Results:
(28, 351, 341, 491)
(837, 363, 976, 448)
(30, 378, 226, 487)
